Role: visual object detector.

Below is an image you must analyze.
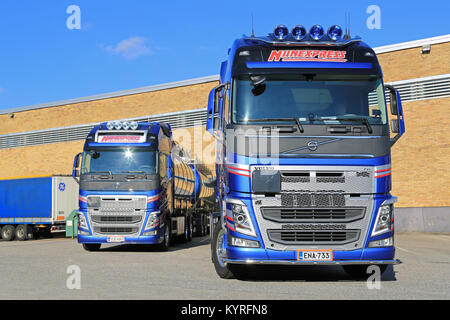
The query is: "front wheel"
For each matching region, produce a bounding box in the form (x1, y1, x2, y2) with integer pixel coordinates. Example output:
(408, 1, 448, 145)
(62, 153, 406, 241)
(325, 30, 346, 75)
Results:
(157, 223, 171, 251)
(211, 222, 248, 279)
(82, 243, 101, 251)
(343, 264, 388, 279)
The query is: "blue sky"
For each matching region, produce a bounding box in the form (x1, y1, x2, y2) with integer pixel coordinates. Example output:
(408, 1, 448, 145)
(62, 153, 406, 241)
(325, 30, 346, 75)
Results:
(0, 0, 448, 111)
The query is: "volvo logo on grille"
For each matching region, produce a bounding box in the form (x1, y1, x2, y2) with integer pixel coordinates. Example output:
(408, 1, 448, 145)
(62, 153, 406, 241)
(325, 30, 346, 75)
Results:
(307, 141, 319, 151)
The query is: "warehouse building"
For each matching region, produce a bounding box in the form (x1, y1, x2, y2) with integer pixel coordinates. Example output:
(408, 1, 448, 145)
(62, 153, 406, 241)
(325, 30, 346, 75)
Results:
(0, 34, 449, 227)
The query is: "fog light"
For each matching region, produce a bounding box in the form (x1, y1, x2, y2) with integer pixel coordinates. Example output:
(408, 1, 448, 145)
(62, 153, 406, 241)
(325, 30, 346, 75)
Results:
(230, 236, 260, 248)
(368, 237, 394, 248)
(143, 230, 158, 236)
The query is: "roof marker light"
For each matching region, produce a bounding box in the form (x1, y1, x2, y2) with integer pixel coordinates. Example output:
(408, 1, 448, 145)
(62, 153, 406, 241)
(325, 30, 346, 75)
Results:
(273, 24, 289, 41)
(309, 25, 325, 40)
(292, 25, 307, 41)
(327, 25, 343, 41)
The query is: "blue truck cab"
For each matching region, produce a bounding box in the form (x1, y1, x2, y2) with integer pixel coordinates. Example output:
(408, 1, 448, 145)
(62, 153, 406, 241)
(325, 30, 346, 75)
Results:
(207, 25, 405, 278)
(73, 120, 213, 251)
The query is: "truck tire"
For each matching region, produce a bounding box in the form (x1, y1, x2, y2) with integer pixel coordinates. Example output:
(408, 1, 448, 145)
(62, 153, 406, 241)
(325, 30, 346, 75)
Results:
(211, 222, 247, 279)
(1, 225, 15, 241)
(15, 225, 27, 241)
(343, 264, 388, 279)
(82, 243, 101, 251)
(157, 223, 171, 251)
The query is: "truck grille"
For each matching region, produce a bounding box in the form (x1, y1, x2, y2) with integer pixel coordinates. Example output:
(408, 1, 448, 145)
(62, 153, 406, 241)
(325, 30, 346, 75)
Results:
(90, 215, 142, 224)
(281, 193, 346, 207)
(268, 230, 360, 245)
(261, 207, 365, 223)
(93, 227, 139, 235)
(87, 196, 147, 236)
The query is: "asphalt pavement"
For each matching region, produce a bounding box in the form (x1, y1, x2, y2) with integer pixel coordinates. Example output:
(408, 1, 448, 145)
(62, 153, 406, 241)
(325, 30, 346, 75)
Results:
(0, 232, 449, 300)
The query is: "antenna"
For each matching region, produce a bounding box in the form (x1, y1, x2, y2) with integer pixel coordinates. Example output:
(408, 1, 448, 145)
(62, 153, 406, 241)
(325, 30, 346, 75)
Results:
(348, 13, 351, 38)
(251, 13, 255, 37)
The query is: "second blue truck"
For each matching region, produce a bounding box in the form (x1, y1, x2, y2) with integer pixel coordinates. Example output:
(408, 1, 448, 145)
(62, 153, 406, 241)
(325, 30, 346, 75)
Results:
(73, 121, 215, 251)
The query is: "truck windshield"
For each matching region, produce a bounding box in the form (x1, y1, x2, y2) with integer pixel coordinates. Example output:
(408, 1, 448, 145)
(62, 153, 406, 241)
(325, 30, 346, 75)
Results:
(81, 149, 158, 175)
(232, 75, 387, 125)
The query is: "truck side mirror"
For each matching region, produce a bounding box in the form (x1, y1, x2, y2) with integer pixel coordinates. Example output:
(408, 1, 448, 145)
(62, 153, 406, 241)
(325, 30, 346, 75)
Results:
(207, 82, 228, 138)
(206, 89, 214, 134)
(72, 153, 81, 181)
(385, 85, 405, 146)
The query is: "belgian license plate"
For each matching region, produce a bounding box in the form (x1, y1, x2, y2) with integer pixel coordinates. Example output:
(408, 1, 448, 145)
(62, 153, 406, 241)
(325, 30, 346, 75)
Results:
(107, 236, 125, 243)
(297, 250, 333, 261)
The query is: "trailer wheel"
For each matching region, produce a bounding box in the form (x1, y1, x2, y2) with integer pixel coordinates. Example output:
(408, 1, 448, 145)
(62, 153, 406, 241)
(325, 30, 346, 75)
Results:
(82, 243, 101, 251)
(15, 225, 27, 241)
(343, 264, 388, 279)
(1, 225, 15, 241)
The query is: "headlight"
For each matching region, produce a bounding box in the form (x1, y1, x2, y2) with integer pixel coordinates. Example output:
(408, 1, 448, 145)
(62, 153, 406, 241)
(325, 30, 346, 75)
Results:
(327, 25, 343, 41)
(231, 202, 256, 237)
(121, 121, 131, 130)
(371, 204, 393, 237)
(273, 24, 289, 41)
(106, 122, 114, 130)
(292, 25, 307, 41)
(145, 211, 160, 230)
(130, 121, 138, 130)
(309, 24, 325, 40)
(113, 120, 122, 130)
(77, 213, 88, 230)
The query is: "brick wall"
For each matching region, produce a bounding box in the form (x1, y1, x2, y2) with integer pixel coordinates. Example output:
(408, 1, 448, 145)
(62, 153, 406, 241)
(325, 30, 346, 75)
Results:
(0, 41, 449, 207)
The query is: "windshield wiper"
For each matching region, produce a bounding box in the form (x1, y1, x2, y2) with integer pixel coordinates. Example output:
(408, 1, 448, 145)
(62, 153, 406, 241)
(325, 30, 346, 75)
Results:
(119, 171, 147, 174)
(333, 117, 373, 134)
(89, 171, 113, 176)
(242, 118, 304, 133)
(310, 116, 373, 134)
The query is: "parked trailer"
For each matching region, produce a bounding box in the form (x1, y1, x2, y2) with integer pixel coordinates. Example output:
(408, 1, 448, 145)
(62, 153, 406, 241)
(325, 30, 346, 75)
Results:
(0, 175, 79, 240)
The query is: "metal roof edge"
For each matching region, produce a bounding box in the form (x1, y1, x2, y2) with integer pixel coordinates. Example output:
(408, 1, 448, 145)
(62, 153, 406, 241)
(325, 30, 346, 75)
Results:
(0, 75, 219, 116)
(374, 34, 450, 54)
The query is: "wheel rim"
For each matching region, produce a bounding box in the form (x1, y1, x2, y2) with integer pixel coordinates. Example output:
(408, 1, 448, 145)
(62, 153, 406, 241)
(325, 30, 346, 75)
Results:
(17, 229, 24, 238)
(216, 228, 226, 267)
(4, 229, 11, 238)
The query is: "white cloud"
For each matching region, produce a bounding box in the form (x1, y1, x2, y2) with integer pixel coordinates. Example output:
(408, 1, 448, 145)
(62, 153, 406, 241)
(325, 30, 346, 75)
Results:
(105, 37, 153, 60)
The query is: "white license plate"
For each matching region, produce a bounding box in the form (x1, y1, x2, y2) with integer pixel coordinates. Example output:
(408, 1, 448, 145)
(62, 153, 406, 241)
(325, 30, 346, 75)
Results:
(107, 236, 125, 243)
(297, 250, 333, 261)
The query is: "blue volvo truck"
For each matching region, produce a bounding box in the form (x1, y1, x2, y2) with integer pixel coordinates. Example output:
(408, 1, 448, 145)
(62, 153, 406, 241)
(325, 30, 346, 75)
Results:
(207, 24, 405, 278)
(72, 120, 214, 251)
